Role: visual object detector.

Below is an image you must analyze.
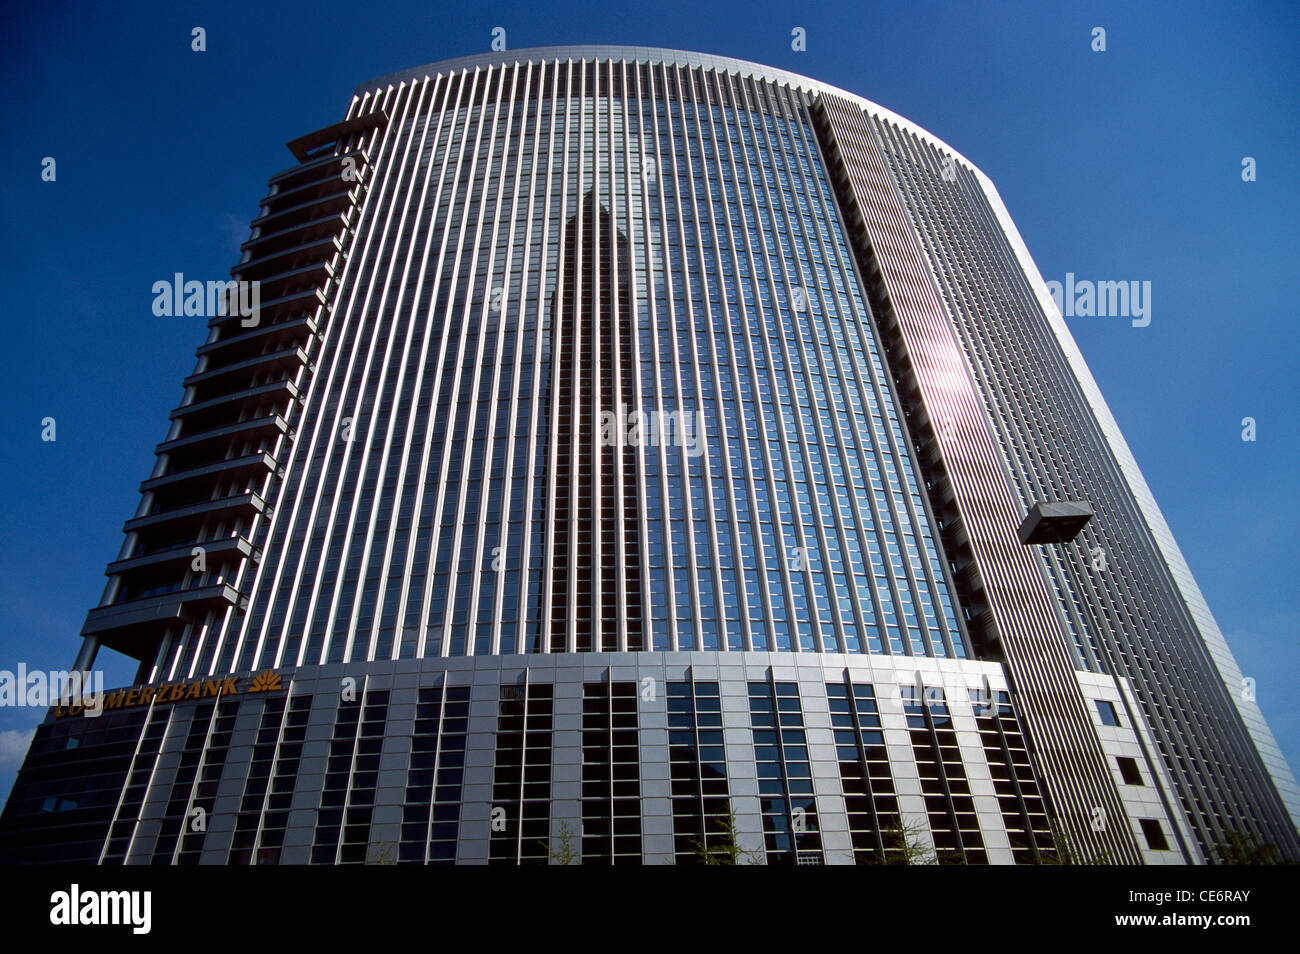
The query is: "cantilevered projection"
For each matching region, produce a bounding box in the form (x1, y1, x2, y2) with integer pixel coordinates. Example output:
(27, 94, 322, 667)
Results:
(1018, 501, 1095, 545)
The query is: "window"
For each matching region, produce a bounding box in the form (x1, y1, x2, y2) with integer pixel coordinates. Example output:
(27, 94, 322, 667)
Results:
(1095, 700, 1121, 727)
(1139, 818, 1169, 851)
(1117, 757, 1143, 786)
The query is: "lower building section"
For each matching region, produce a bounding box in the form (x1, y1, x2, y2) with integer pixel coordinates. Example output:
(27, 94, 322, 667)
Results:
(0, 654, 1187, 864)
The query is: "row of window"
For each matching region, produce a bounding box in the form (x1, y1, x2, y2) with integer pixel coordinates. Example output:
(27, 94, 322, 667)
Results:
(10, 681, 1173, 863)
(218, 80, 964, 673)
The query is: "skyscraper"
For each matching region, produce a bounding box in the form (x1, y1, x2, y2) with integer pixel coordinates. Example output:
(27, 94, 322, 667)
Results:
(3, 46, 1295, 865)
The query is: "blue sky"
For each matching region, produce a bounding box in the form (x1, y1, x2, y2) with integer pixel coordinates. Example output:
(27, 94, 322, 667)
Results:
(1, 0, 1296, 805)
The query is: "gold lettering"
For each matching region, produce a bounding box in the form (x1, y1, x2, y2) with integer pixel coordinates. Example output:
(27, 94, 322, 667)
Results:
(203, 679, 219, 697)
(104, 691, 126, 710)
(125, 689, 140, 707)
(139, 688, 156, 705)
(222, 677, 239, 694)
(170, 684, 187, 702)
(184, 682, 201, 699)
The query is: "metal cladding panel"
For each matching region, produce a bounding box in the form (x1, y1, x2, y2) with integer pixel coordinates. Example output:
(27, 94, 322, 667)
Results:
(2, 653, 1054, 866)
(814, 92, 1142, 864)
(30, 47, 1296, 864)
(850, 103, 1299, 858)
(212, 56, 975, 677)
(979, 168, 1300, 846)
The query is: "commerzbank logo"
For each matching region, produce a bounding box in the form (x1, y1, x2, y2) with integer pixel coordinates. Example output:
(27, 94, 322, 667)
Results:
(48, 669, 285, 719)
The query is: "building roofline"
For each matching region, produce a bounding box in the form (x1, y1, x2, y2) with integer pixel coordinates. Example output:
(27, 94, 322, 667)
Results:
(351, 45, 983, 176)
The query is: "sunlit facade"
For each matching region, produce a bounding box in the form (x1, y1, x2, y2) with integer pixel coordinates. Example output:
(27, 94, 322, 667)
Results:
(2, 47, 1295, 865)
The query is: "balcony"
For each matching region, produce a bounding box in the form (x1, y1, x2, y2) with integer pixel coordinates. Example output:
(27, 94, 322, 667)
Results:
(249, 261, 335, 303)
(197, 315, 319, 362)
(170, 379, 300, 425)
(208, 287, 327, 329)
(269, 147, 370, 189)
(241, 212, 350, 258)
(234, 236, 343, 283)
(106, 535, 258, 577)
(154, 414, 290, 458)
(251, 193, 357, 236)
(123, 491, 268, 535)
(258, 178, 362, 220)
(139, 451, 278, 494)
(182, 347, 311, 392)
(285, 113, 387, 162)
(81, 583, 248, 661)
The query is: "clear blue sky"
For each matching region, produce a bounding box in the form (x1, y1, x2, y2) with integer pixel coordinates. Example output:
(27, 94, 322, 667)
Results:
(2, 0, 1296, 804)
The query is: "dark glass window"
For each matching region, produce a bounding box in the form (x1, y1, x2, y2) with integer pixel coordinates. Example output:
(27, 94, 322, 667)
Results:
(1096, 700, 1121, 727)
(1140, 818, 1169, 851)
(1117, 757, 1143, 786)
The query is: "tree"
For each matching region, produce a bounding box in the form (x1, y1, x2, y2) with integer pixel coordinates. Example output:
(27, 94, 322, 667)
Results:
(876, 815, 936, 865)
(1211, 828, 1284, 865)
(688, 805, 764, 865)
(1038, 819, 1110, 866)
(543, 821, 580, 865)
(365, 839, 397, 865)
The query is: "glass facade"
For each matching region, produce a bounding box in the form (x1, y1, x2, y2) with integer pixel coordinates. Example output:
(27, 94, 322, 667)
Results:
(2, 46, 1294, 866)
(213, 61, 965, 676)
(863, 111, 1300, 861)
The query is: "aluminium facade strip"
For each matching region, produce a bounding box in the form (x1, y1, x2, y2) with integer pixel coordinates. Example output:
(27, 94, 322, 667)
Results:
(815, 92, 1142, 864)
(977, 164, 1300, 837)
